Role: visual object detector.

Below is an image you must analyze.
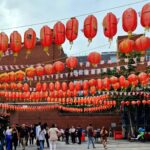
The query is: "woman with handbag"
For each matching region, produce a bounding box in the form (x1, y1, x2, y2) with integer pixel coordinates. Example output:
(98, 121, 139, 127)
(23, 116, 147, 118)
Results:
(48, 124, 60, 150)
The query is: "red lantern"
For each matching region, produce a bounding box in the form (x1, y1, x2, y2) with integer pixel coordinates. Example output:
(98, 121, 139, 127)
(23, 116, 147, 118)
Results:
(0, 32, 8, 58)
(135, 36, 150, 53)
(40, 25, 52, 55)
(15, 70, 25, 81)
(110, 76, 118, 84)
(23, 83, 29, 92)
(103, 12, 117, 40)
(53, 22, 65, 47)
(122, 8, 137, 36)
(42, 83, 47, 92)
(10, 31, 22, 58)
(36, 82, 42, 92)
(141, 3, 150, 30)
(125, 101, 130, 106)
(66, 17, 78, 46)
(49, 82, 54, 91)
(83, 90, 88, 96)
(35, 66, 44, 77)
(66, 56, 78, 70)
(89, 79, 97, 87)
(137, 100, 141, 106)
(8, 72, 16, 82)
(128, 74, 138, 85)
(97, 79, 103, 91)
(24, 28, 36, 57)
(75, 81, 81, 91)
(131, 101, 137, 106)
(138, 72, 147, 82)
(119, 39, 134, 54)
(83, 80, 89, 90)
(103, 77, 110, 91)
(69, 82, 74, 91)
(53, 61, 65, 73)
(142, 100, 147, 105)
(87, 52, 101, 66)
(44, 64, 55, 75)
(90, 86, 96, 95)
(55, 81, 61, 91)
(83, 15, 98, 44)
(121, 101, 125, 106)
(62, 82, 67, 91)
(112, 82, 120, 91)
(17, 83, 23, 91)
(26, 67, 35, 79)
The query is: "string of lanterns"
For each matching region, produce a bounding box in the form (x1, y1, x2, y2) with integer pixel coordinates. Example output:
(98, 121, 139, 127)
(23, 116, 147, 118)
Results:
(0, 3, 149, 59)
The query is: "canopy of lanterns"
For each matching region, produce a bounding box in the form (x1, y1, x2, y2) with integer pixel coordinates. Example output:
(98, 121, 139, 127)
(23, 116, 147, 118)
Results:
(0, 3, 149, 59)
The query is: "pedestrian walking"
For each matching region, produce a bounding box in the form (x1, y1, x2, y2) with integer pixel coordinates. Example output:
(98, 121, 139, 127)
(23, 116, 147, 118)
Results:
(77, 125, 82, 144)
(86, 124, 96, 149)
(70, 126, 76, 143)
(38, 125, 46, 150)
(0, 124, 5, 150)
(100, 126, 108, 149)
(65, 127, 70, 144)
(5, 126, 12, 150)
(48, 124, 60, 150)
(12, 125, 19, 150)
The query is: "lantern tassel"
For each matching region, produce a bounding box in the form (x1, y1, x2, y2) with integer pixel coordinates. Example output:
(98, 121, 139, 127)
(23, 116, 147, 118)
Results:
(87, 39, 92, 47)
(70, 41, 73, 50)
(44, 47, 50, 56)
(108, 38, 112, 48)
(128, 31, 132, 38)
(26, 50, 31, 59)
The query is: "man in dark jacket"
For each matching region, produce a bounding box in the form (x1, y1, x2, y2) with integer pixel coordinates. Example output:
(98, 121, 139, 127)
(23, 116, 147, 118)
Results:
(77, 125, 82, 144)
(0, 124, 5, 150)
(65, 128, 70, 144)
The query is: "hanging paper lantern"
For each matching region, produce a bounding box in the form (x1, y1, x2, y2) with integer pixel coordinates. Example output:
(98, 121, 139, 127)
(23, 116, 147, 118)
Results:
(24, 28, 36, 58)
(83, 15, 98, 44)
(55, 81, 61, 91)
(15, 70, 25, 81)
(83, 90, 88, 96)
(89, 79, 97, 87)
(66, 56, 78, 70)
(97, 79, 103, 91)
(141, 3, 150, 31)
(25, 67, 35, 80)
(49, 82, 54, 91)
(40, 25, 52, 55)
(135, 36, 150, 53)
(90, 86, 96, 95)
(122, 8, 137, 36)
(87, 52, 101, 66)
(66, 17, 78, 47)
(122, 80, 130, 89)
(62, 82, 67, 91)
(10, 82, 17, 90)
(17, 83, 23, 91)
(35, 66, 44, 77)
(103, 77, 110, 91)
(44, 64, 55, 75)
(53, 21, 65, 48)
(82, 80, 89, 90)
(36, 83, 42, 92)
(110, 76, 118, 84)
(42, 83, 47, 92)
(137, 100, 141, 106)
(10, 31, 22, 58)
(103, 12, 117, 41)
(69, 82, 74, 91)
(112, 82, 120, 91)
(128, 74, 138, 86)
(125, 101, 130, 106)
(119, 39, 134, 55)
(138, 72, 147, 82)
(23, 83, 29, 92)
(8, 72, 16, 82)
(0, 32, 8, 58)
(142, 100, 147, 105)
(53, 61, 65, 73)
(131, 101, 137, 106)
(75, 81, 81, 91)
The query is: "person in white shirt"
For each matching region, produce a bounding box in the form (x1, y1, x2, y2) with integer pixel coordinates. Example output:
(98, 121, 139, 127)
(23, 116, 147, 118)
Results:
(69, 126, 76, 143)
(6, 126, 12, 150)
(36, 122, 41, 150)
(48, 124, 60, 150)
(38, 125, 46, 150)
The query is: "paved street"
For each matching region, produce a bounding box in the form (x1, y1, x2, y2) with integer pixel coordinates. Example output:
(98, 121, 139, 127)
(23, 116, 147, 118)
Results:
(15, 138, 150, 150)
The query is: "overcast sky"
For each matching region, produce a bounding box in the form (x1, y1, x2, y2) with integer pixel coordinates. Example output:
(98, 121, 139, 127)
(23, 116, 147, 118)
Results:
(0, 0, 149, 56)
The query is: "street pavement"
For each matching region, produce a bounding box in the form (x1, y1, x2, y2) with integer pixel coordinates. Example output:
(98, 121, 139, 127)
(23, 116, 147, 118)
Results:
(15, 138, 150, 150)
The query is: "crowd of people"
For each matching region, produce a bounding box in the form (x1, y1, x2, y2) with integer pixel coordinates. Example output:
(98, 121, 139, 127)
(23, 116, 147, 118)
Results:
(0, 122, 110, 150)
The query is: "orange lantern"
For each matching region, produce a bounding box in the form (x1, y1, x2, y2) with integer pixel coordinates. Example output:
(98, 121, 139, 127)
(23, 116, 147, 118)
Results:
(0, 32, 8, 58)
(40, 25, 52, 55)
(82, 80, 89, 90)
(53, 21, 65, 48)
(87, 52, 101, 66)
(35, 66, 44, 77)
(36, 82, 42, 92)
(10, 31, 22, 58)
(49, 82, 54, 91)
(122, 8, 137, 36)
(66, 17, 78, 47)
(53, 61, 65, 73)
(66, 56, 78, 70)
(97, 79, 103, 91)
(62, 82, 67, 92)
(23, 83, 29, 92)
(44, 64, 55, 75)
(103, 12, 117, 41)
(15, 70, 25, 81)
(110, 76, 118, 84)
(42, 82, 47, 92)
(69, 82, 74, 91)
(26, 67, 35, 80)
(141, 3, 150, 31)
(83, 15, 98, 44)
(24, 28, 36, 58)
(55, 81, 61, 91)
(119, 39, 134, 55)
(75, 81, 81, 91)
